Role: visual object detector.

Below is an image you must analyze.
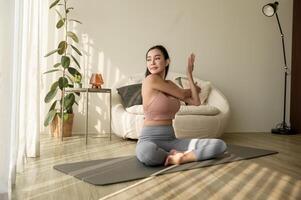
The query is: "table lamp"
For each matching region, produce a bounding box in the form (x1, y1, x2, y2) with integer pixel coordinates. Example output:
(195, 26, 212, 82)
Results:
(90, 73, 104, 88)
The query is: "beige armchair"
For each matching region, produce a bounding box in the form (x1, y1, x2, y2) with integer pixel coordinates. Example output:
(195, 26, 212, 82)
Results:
(112, 72, 230, 139)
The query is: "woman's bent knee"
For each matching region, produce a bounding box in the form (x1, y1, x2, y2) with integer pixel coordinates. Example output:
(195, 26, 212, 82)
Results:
(136, 141, 166, 166)
(214, 139, 227, 154)
(194, 138, 227, 161)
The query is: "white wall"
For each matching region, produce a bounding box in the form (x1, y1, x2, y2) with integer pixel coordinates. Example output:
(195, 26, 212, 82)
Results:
(0, 0, 14, 198)
(43, 0, 293, 134)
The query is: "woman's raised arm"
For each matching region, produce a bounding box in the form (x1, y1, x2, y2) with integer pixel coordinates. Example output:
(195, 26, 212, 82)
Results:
(144, 74, 191, 100)
(182, 54, 201, 106)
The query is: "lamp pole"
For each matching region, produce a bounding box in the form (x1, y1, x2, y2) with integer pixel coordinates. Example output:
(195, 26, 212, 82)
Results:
(263, 2, 294, 134)
(271, 12, 290, 134)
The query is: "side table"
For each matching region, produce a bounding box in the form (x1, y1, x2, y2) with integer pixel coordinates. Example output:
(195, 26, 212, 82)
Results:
(63, 88, 112, 144)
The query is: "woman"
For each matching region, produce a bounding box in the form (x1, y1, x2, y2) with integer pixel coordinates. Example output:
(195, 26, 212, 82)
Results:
(136, 45, 227, 166)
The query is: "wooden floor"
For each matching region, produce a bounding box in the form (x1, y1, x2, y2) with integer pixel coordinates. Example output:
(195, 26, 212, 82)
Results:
(12, 132, 301, 200)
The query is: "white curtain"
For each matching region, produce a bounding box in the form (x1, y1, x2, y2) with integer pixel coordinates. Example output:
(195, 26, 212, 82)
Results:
(0, 0, 14, 198)
(10, 0, 48, 188)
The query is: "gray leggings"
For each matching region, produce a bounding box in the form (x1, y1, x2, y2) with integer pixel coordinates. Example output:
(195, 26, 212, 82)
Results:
(136, 125, 227, 166)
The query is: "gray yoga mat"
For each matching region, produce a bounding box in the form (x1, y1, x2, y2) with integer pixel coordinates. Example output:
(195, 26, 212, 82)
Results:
(53, 144, 277, 186)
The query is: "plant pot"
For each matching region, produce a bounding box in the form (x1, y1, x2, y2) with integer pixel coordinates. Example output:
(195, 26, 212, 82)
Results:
(50, 113, 74, 137)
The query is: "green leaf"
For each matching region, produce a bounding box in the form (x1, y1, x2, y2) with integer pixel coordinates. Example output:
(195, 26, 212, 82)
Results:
(55, 9, 63, 19)
(49, 100, 57, 111)
(43, 69, 60, 74)
(67, 31, 79, 43)
(69, 19, 82, 24)
(44, 110, 57, 127)
(56, 19, 65, 29)
(66, 7, 74, 14)
(45, 48, 60, 57)
(58, 41, 67, 55)
(44, 88, 58, 103)
(58, 77, 69, 89)
(71, 55, 81, 68)
(70, 44, 82, 56)
(50, 81, 59, 90)
(67, 67, 81, 77)
(53, 62, 61, 68)
(74, 74, 82, 82)
(65, 74, 74, 84)
(64, 93, 75, 110)
(61, 56, 70, 68)
(63, 113, 69, 121)
(49, 0, 60, 9)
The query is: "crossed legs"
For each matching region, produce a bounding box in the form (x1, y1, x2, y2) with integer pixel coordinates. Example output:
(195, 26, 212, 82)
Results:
(136, 138, 227, 166)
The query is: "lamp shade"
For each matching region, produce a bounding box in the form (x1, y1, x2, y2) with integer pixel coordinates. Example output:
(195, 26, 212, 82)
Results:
(262, 2, 279, 17)
(90, 73, 104, 88)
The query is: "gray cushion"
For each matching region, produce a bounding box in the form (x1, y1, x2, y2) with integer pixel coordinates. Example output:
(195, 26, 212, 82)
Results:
(117, 83, 142, 108)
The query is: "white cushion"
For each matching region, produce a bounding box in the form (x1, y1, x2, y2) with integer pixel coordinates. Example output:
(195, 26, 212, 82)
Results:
(126, 105, 144, 115)
(178, 105, 219, 115)
(199, 82, 211, 104)
(126, 104, 220, 116)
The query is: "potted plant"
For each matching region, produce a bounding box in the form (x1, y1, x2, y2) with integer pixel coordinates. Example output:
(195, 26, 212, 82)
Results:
(43, 0, 83, 137)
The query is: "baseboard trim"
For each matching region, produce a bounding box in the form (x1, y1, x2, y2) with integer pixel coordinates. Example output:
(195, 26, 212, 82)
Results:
(0, 193, 8, 200)
(40, 132, 112, 136)
(224, 131, 270, 134)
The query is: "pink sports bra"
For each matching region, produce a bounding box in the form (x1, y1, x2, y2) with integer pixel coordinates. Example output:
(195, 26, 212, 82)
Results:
(144, 91, 180, 120)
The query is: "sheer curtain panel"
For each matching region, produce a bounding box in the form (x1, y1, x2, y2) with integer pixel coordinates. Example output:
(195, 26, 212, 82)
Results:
(9, 0, 48, 193)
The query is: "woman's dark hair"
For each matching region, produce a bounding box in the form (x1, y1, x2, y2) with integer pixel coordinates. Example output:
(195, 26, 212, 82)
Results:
(145, 45, 170, 79)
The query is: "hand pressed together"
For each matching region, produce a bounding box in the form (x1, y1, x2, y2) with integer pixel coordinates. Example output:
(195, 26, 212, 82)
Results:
(187, 53, 195, 76)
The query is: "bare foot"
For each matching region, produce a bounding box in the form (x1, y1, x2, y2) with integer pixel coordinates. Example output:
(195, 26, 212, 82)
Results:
(169, 149, 178, 155)
(164, 150, 198, 166)
(164, 152, 184, 166)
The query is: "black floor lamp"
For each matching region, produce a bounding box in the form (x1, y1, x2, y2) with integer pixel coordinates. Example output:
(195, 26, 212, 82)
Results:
(262, 1, 294, 134)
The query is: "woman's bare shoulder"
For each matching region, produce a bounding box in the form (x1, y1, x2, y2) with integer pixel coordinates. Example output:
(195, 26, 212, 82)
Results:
(143, 74, 163, 86)
(143, 74, 184, 99)
(144, 74, 161, 82)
